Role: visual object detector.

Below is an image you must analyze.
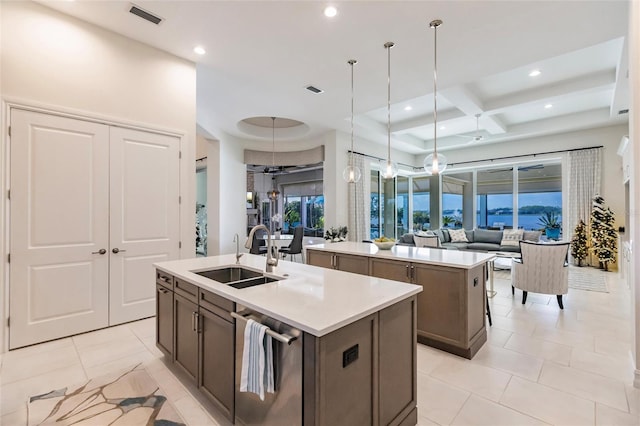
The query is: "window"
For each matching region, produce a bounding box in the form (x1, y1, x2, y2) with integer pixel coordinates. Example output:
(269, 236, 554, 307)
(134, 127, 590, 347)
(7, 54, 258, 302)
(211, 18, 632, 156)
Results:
(282, 180, 324, 236)
(442, 176, 464, 229)
(397, 176, 409, 236)
(477, 168, 514, 229)
(412, 176, 430, 231)
(517, 163, 562, 231)
(370, 171, 380, 238)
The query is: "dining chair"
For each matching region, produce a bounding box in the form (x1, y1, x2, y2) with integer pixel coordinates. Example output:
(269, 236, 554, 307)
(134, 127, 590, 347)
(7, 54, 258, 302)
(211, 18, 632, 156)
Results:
(248, 228, 268, 256)
(279, 226, 304, 262)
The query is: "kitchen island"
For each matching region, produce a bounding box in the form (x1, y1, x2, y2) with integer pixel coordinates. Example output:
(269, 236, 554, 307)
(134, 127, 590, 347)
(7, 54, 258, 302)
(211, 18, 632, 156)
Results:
(154, 253, 421, 426)
(306, 242, 496, 359)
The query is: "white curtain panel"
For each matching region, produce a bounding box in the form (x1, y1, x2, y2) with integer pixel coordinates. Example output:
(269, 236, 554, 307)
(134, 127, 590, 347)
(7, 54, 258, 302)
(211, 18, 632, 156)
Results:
(347, 153, 371, 242)
(567, 148, 602, 263)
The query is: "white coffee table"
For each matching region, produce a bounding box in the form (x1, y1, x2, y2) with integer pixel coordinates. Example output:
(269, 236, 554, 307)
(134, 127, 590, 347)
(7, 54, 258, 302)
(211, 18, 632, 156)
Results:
(487, 252, 521, 297)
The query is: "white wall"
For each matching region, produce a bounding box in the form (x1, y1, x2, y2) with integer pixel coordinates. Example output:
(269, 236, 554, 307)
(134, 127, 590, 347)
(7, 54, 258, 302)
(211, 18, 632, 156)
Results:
(0, 1, 196, 351)
(628, 0, 639, 388)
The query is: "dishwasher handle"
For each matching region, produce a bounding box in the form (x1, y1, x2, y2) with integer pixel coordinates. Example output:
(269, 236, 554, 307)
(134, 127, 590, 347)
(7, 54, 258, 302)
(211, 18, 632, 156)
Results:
(231, 311, 297, 345)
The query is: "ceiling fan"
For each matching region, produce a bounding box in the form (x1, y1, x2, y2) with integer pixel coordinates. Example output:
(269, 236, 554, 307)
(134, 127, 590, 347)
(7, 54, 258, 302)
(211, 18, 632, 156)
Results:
(452, 114, 487, 144)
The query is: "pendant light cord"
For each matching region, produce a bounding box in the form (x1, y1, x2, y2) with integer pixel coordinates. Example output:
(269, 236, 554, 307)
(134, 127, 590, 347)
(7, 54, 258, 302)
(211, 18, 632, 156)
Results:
(432, 21, 439, 162)
(349, 59, 357, 168)
(385, 42, 394, 166)
(271, 116, 275, 168)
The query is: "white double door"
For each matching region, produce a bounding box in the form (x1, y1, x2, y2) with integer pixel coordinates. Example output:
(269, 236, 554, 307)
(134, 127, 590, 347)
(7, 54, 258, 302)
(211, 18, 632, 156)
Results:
(9, 109, 180, 349)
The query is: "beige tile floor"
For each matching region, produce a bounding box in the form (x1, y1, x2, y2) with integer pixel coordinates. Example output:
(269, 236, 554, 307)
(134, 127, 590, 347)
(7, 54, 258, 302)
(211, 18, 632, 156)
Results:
(1, 268, 638, 425)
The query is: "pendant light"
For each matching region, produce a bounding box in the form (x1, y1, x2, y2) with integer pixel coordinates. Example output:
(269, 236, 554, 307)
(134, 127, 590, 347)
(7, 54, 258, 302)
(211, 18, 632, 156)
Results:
(343, 59, 362, 183)
(382, 41, 398, 180)
(423, 19, 448, 176)
(267, 117, 280, 200)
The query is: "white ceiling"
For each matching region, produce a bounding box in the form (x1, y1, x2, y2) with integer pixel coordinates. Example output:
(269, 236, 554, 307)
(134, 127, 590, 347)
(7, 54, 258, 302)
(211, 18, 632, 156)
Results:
(39, 0, 630, 156)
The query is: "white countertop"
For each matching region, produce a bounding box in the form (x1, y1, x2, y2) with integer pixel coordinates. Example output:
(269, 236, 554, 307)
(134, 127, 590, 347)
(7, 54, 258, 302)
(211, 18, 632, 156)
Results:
(155, 254, 422, 337)
(306, 242, 496, 269)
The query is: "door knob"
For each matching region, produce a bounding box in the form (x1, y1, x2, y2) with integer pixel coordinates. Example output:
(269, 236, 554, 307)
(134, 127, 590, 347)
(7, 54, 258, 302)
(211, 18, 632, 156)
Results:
(112, 248, 127, 254)
(92, 248, 107, 255)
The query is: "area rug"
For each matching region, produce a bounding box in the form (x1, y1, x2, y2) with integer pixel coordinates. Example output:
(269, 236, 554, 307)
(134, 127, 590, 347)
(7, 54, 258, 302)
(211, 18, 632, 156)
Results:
(27, 363, 185, 425)
(568, 266, 608, 293)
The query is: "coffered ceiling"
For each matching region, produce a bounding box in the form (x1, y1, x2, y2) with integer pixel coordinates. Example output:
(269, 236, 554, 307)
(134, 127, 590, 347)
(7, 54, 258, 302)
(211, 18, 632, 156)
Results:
(39, 1, 630, 156)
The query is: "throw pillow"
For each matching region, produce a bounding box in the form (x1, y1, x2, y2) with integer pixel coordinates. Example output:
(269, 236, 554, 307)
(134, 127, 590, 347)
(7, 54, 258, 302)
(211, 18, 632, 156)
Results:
(448, 228, 468, 243)
(414, 235, 440, 248)
(523, 230, 542, 242)
(501, 229, 524, 246)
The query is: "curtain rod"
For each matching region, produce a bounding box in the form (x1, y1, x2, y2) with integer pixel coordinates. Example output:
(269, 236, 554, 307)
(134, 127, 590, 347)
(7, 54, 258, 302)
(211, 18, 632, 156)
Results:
(351, 145, 604, 170)
(348, 150, 417, 170)
(447, 145, 604, 167)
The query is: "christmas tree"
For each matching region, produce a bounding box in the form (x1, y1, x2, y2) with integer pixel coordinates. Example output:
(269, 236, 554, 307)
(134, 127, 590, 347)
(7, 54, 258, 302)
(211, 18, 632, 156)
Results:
(590, 196, 617, 271)
(571, 219, 588, 266)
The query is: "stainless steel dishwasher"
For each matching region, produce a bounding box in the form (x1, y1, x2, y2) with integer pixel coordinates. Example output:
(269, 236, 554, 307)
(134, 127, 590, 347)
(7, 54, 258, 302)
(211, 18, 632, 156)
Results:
(233, 305, 303, 425)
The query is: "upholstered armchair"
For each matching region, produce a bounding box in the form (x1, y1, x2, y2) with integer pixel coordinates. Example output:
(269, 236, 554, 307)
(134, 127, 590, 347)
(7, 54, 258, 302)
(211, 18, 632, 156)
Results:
(511, 241, 570, 309)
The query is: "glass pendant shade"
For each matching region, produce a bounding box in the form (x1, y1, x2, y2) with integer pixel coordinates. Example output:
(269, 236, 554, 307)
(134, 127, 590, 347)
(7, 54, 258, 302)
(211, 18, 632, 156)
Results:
(268, 188, 280, 200)
(343, 165, 362, 183)
(381, 160, 398, 179)
(423, 152, 448, 176)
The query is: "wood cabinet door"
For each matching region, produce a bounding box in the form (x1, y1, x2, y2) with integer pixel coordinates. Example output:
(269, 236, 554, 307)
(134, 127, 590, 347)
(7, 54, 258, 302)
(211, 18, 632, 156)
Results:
(174, 293, 199, 382)
(369, 258, 411, 283)
(335, 253, 369, 275)
(199, 307, 235, 421)
(412, 263, 465, 347)
(306, 250, 334, 269)
(155, 283, 173, 357)
(379, 296, 417, 425)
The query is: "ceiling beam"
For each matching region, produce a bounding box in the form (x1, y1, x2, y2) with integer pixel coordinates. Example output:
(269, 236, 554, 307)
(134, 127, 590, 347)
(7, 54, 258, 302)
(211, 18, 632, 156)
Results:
(484, 69, 615, 114)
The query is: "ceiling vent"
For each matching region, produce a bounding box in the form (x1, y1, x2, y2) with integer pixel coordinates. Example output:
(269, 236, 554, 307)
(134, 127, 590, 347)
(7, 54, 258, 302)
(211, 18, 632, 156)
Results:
(618, 109, 629, 115)
(129, 5, 163, 25)
(305, 85, 324, 94)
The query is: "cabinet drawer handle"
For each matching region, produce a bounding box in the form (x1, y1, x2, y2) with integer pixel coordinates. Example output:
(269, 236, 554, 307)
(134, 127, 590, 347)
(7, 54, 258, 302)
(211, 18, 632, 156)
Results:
(410, 265, 415, 281)
(191, 312, 196, 332)
(406, 264, 410, 279)
(158, 287, 169, 294)
(159, 275, 171, 283)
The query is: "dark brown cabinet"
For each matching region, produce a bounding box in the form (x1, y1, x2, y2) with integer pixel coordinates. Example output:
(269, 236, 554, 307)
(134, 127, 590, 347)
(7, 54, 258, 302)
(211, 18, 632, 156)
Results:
(155, 270, 174, 357)
(199, 298, 235, 420)
(174, 292, 199, 381)
(156, 270, 236, 422)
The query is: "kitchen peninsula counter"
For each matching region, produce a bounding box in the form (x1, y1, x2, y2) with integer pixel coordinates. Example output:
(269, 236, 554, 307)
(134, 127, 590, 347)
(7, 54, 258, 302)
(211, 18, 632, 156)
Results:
(306, 242, 495, 359)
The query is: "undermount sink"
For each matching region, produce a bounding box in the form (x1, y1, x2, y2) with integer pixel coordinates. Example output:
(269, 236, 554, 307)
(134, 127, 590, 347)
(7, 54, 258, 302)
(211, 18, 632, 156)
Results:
(193, 265, 284, 289)
(195, 266, 262, 283)
(228, 275, 279, 289)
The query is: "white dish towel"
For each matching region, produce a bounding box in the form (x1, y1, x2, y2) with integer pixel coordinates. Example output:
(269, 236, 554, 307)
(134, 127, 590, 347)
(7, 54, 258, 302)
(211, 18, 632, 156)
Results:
(239, 319, 274, 401)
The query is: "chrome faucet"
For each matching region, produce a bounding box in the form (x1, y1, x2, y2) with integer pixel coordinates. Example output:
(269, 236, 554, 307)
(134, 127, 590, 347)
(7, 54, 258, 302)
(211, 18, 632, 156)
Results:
(245, 225, 278, 273)
(233, 233, 243, 264)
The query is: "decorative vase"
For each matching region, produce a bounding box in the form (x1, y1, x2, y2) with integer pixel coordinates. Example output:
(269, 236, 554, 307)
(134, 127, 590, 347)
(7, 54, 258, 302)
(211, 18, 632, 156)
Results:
(546, 228, 560, 240)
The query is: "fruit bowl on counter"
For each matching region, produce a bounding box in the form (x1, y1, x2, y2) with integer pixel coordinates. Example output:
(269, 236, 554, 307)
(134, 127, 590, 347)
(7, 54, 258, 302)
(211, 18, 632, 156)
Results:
(373, 238, 395, 250)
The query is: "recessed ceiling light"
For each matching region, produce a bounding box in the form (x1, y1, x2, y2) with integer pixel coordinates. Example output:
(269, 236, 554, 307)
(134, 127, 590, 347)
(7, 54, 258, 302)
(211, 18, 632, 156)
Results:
(529, 69, 541, 77)
(404, 106, 412, 111)
(544, 103, 553, 109)
(439, 126, 446, 130)
(324, 6, 337, 17)
(193, 46, 206, 55)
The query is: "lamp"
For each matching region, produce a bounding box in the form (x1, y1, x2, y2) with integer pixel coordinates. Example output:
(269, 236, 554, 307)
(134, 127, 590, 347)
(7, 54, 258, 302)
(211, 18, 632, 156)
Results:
(382, 41, 398, 180)
(268, 117, 280, 200)
(423, 19, 448, 176)
(343, 59, 362, 183)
